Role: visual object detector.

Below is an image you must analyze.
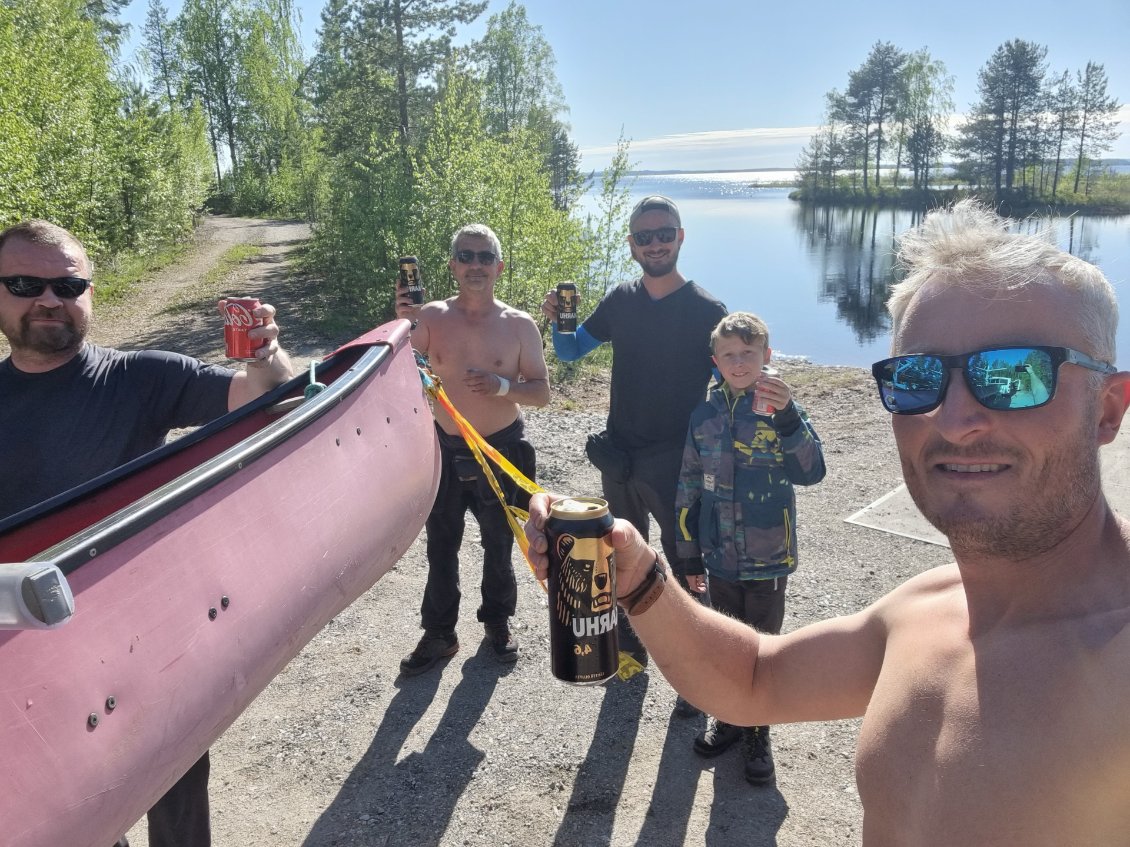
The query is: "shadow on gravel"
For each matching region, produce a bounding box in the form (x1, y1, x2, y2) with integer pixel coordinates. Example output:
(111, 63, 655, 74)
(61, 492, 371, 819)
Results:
(552, 673, 649, 846)
(301, 642, 511, 847)
(705, 759, 789, 846)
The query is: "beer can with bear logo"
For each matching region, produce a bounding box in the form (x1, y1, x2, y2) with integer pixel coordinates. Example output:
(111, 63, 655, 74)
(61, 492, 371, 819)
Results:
(546, 497, 618, 684)
(398, 256, 425, 305)
(555, 282, 577, 333)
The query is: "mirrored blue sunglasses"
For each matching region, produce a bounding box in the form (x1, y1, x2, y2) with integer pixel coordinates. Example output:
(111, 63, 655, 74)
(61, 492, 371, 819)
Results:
(871, 345, 1116, 415)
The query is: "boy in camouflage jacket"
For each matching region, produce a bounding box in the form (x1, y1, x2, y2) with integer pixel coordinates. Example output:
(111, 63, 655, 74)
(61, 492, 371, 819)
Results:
(675, 312, 826, 784)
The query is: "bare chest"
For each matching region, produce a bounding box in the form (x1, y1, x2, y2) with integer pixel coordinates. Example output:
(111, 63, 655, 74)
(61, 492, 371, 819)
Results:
(856, 620, 1130, 845)
(426, 312, 516, 382)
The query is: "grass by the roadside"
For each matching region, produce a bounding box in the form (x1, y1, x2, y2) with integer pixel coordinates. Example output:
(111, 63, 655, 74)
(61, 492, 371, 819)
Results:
(93, 242, 192, 303)
(163, 244, 263, 313)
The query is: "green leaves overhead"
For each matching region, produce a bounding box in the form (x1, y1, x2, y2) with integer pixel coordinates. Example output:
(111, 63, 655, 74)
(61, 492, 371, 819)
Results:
(0, 0, 634, 335)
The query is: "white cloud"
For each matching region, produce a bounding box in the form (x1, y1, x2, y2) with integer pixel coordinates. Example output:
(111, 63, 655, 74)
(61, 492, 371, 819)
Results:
(580, 126, 818, 172)
(582, 106, 1130, 173)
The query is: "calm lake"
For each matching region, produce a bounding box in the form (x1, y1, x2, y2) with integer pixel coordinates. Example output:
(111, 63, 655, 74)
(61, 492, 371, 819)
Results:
(587, 173, 1130, 369)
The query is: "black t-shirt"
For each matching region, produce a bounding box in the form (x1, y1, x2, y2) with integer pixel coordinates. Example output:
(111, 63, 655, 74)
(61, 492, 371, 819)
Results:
(584, 280, 727, 451)
(0, 343, 234, 520)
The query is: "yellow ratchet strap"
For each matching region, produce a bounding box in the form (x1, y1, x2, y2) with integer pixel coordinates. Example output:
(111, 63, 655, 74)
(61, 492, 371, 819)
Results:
(417, 361, 642, 679)
(418, 363, 545, 591)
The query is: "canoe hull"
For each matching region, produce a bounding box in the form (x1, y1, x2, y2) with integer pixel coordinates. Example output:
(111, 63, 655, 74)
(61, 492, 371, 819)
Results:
(0, 321, 439, 846)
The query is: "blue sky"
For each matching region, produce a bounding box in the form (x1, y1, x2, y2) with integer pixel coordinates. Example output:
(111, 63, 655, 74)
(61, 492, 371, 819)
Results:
(120, 0, 1130, 172)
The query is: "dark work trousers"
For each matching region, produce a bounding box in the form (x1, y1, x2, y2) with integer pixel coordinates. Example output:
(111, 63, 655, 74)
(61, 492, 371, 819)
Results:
(421, 420, 536, 634)
(113, 752, 211, 847)
(600, 443, 685, 655)
(708, 575, 789, 636)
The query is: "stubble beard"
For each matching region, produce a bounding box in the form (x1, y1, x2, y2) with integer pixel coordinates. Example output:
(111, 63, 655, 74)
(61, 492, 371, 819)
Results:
(904, 406, 1102, 561)
(636, 243, 680, 279)
(639, 256, 677, 278)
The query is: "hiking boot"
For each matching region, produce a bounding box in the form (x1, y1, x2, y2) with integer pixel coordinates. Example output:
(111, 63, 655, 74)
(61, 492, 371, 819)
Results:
(742, 725, 775, 784)
(673, 695, 700, 719)
(484, 622, 519, 663)
(693, 717, 740, 757)
(399, 631, 458, 676)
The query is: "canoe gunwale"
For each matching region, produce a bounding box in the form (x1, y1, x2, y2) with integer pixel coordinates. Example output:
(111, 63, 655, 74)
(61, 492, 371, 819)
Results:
(37, 342, 392, 575)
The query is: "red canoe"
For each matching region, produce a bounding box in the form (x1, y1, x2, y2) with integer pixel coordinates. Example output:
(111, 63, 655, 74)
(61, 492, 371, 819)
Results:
(0, 320, 440, 847)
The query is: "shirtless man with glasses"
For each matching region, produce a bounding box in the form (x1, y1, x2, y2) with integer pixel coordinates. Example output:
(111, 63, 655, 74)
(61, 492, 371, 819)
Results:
(395, 223, 549, 673)
(526, 200, 1130, 845)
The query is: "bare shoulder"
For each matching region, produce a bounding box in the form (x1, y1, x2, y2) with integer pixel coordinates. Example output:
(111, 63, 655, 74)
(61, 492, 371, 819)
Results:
(870, 563, 962, 621)
(419, 297, 456, 319)
(496, 301, 538, 324)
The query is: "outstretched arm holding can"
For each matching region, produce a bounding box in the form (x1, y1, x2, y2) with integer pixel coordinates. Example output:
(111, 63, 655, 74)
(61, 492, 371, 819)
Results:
(221, 299, 295, 410)
(524, 491, 883, 729)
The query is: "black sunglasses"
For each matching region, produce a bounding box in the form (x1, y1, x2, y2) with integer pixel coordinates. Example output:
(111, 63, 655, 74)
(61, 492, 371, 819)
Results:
(872, 345, 1116, 415)
(454, 249, 499, 266)
(630, 227, 678, 247)
(1, 275, 91, 299)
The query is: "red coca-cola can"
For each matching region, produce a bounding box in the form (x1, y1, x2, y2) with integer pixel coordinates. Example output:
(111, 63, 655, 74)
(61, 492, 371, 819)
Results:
(223, 297, 265, 361)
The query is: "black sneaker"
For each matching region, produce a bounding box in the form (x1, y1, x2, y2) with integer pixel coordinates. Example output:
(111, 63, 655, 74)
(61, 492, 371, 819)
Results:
(484, 622, 519, 663)
(693, 717, 740, 757)
(742, 725, 775, 784)
(400, 631, 459, 676)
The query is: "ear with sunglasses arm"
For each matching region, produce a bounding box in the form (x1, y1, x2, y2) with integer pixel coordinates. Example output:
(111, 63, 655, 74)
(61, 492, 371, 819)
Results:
(219, 299, 295, 411)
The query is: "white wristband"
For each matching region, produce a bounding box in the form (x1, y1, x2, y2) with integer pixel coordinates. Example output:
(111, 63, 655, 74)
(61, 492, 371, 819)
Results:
(495, 376, 510, 396)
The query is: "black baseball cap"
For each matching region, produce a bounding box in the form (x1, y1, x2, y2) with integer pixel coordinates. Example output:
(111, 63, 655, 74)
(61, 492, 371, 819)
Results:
(629, 195, 681, 228)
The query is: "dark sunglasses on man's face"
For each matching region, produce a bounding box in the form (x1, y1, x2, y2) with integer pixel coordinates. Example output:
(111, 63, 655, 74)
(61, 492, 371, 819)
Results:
(630, 227, 678, 247)
(1, 275, 91, 299)
(454, 249, 499, 266)
(872, 345, 1116, 415)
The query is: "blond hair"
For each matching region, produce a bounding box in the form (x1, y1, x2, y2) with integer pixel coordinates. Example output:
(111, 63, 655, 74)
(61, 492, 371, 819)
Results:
(710, 311, 769, 352)
(888, 200, 1117, 361)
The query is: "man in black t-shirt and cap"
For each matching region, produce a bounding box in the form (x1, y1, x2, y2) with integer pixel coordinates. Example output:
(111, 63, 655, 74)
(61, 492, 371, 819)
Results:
(542, 195, 726, 688)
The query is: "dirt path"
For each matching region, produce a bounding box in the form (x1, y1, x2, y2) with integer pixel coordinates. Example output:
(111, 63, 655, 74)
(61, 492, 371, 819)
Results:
(87, 217, 325, 371)
(92, 218, 953, 847)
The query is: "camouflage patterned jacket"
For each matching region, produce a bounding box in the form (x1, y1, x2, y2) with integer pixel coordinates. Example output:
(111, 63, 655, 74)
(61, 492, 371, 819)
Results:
(675, 385, 826, 582)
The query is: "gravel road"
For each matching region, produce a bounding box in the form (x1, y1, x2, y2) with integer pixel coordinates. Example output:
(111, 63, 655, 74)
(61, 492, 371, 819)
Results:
(72, 217, 957, 847)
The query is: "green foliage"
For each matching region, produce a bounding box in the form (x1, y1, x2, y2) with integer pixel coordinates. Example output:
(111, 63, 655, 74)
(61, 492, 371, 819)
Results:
(579, 134, 636, 310)
(0, 0, 120, 252)
(0, 0, 211, 265)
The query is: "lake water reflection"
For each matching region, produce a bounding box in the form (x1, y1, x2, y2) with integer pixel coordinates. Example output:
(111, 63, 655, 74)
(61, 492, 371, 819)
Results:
(583, 173, 1130, 368)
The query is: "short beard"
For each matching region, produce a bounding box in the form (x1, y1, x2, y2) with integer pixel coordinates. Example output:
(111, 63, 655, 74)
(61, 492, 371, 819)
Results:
(638, 256, 678, 278)
(908, 400, 1102, 561)
(10, 309, 87, 359)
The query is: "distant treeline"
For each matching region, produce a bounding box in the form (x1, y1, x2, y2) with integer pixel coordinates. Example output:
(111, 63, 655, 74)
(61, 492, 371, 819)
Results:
(794, 40, 1126, 212)
(0, 0, 638, 329)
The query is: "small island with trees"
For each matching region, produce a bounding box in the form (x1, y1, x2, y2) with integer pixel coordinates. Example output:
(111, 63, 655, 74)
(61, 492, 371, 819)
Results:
(793, 40, 1127, 215)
